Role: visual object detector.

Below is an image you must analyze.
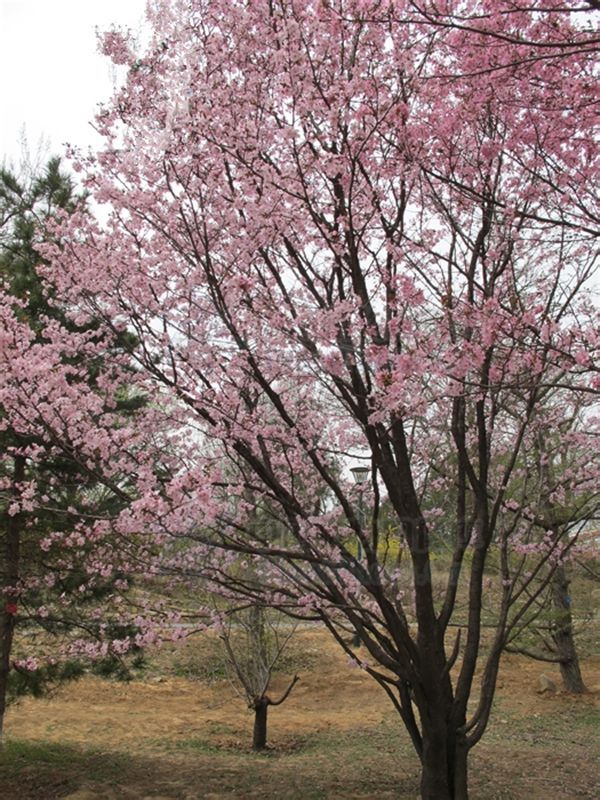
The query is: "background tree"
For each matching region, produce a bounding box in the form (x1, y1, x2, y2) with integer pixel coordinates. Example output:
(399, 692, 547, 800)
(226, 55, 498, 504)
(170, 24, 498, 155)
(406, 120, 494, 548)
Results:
(501, 402, 599, 692)
(155, 484, 302, 751)
(416, 392, 598, 693)
(41, 2, 599, 797)
(215, 604, 299, 751)
(0, 159, 154, 740)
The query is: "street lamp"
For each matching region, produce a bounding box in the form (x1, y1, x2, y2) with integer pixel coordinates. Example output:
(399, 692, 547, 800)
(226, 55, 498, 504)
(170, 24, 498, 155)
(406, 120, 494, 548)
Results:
(350, 465, 370, 485)
(350, 465, 369, 647)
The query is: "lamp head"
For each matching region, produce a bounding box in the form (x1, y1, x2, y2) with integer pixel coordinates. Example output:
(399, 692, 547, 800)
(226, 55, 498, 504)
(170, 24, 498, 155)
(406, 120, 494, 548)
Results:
(350, 465, 370, 484)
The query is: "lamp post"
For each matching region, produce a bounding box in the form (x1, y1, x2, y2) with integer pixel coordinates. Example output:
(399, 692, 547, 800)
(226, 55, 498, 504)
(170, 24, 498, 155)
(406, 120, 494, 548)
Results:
(350, 465, 369, 648)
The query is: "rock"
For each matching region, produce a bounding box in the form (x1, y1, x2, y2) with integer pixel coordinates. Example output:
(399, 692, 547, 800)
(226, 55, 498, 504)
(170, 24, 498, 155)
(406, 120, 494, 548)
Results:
(537, 674, 557, 694)
(62, 791, 109, 800)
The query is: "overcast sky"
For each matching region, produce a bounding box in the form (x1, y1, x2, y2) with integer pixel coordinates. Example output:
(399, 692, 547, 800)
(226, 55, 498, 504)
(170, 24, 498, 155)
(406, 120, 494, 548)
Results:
(0, 0, 148, 168)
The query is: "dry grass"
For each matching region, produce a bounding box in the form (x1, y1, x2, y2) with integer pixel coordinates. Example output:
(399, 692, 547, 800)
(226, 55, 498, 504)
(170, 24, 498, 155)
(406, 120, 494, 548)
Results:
(2, 626, 599, 799)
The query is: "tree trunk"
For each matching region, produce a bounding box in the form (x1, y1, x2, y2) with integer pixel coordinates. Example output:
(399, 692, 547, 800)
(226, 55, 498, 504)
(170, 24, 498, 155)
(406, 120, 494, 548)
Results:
(447, 733, 469, 800)
(0, 589, 17, 746)
(421, 730, 469, 800)
(419, 723, 469, 800)
(420, 731, 451, 800)
(252, 698, 269, 750)
(0, 455, 24, 745)
(550, 565, 586, 693)
(0, 603, 15, 744)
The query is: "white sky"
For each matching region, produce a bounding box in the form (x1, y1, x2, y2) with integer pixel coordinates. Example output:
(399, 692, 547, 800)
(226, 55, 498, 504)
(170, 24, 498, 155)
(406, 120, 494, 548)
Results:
(0, 0, 148, 168)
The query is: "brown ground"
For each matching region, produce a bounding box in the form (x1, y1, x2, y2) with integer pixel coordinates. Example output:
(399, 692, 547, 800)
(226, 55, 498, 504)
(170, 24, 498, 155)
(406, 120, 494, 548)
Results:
(2, 629, 599, 799)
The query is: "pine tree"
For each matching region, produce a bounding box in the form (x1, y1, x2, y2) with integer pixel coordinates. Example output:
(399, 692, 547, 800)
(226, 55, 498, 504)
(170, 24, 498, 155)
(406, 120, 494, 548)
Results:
(0, 159, 146, 739)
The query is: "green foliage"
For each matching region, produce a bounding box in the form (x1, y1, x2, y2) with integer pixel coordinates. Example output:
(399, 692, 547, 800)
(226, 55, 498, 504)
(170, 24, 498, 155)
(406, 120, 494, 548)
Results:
(0, 157, 81, 328)
(7, 660, 85, 703)
(0, 158, 149, 701)
(90, 656, 136, 682)
(8, 645, 147, 705)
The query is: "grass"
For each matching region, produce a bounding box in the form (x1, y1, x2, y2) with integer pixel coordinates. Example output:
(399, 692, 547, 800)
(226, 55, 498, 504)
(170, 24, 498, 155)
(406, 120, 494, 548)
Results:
(0, 739, 130, 799)
(487, 697, 600, 748)
(2, 704, 599, 800)
(0, 739, 121, 776)
(2, 613, 598, 799)
(162, 625, 320, 683)
(167, 735, 225, 753)
(0, 729, 419, 800)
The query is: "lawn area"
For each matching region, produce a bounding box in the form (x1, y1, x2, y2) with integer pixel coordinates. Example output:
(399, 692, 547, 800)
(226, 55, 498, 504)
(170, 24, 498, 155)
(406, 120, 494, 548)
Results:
(1, 628, 599, 799)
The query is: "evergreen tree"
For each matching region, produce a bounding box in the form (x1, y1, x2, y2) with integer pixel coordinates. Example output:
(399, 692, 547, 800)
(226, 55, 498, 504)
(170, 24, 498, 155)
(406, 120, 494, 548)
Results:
(0, 159, 146, 739)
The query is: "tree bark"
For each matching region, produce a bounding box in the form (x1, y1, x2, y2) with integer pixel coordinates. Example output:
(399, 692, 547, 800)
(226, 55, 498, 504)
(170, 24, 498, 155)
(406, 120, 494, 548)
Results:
(420, 735, 469, 800)
(252, 698, 269, 750)
(0, 601, 14, 743)
(0, 455, 24, 744)
(447, 733, 469, 800)
(550, 565, 586, 693)
(420, 727, 451, 800)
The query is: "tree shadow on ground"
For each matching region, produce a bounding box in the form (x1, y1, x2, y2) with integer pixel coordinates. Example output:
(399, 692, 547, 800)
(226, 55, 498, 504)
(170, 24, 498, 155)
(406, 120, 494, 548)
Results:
(1, 704, 599, 800)
(0, 729, 420, 800)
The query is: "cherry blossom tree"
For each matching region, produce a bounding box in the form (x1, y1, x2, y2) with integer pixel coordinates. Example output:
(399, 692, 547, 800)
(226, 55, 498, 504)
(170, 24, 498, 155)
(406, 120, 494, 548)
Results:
(0, 160, 163, 740)
(44, 1, 599, 797)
